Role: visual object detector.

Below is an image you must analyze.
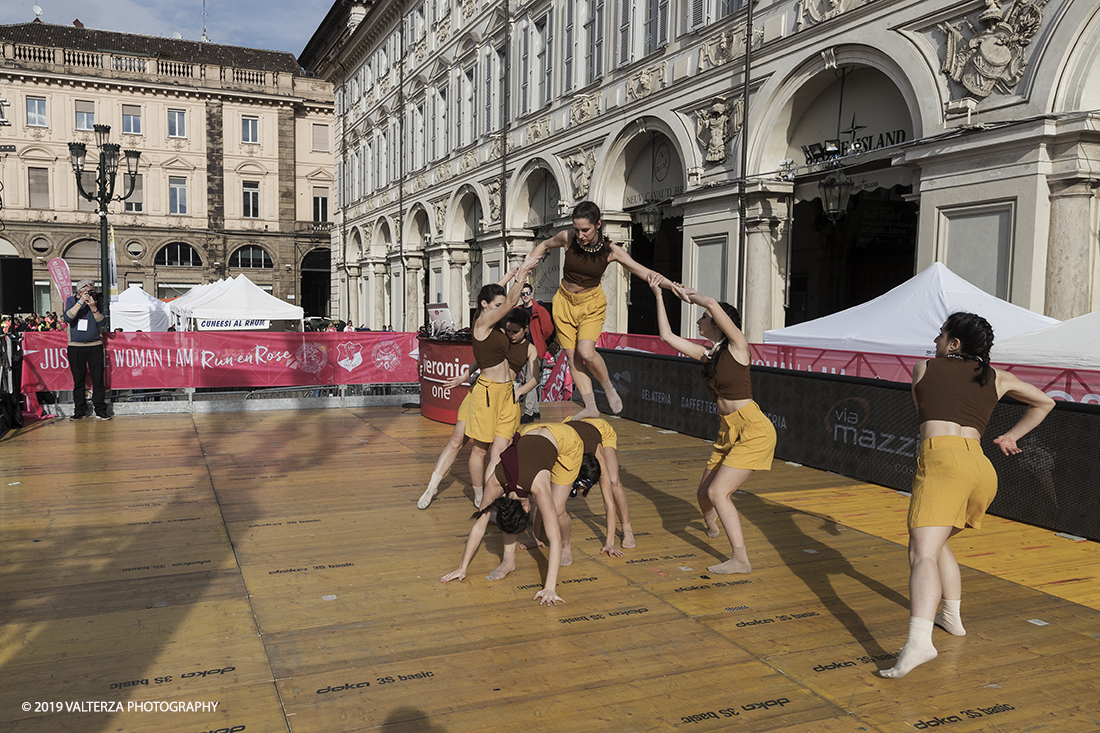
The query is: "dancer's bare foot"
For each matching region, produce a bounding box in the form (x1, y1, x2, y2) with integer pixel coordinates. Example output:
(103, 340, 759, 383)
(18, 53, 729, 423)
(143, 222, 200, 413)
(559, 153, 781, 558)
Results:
(708, 556, 752, 572)
(560, 545, 574, 566)
(417, 486, 437, 510)
(621, 523, 637, 549)
(487, 557, 515, 580)
(440, 568, 466, 583)
(703, 511, 720, 538)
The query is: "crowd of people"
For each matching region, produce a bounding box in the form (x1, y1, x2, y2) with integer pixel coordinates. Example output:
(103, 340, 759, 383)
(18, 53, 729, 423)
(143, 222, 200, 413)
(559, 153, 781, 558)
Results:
(419, 200, 1055, 682)
(1, 313, 67, 333)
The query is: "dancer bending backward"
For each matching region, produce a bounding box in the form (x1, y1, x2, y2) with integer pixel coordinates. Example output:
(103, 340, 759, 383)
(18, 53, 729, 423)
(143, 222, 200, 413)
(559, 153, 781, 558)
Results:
(440, 422, 599, 605)
(881, 312, 1053, 678)
(418, 307, 539, 509)
(647, 273, 776, 574)
(524, 201, 679, 420)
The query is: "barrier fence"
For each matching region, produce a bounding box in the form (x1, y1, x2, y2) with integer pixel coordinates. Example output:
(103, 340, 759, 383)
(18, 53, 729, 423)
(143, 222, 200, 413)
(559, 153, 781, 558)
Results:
(19, 331, 419, 417)
(599, 348, 1100, 542)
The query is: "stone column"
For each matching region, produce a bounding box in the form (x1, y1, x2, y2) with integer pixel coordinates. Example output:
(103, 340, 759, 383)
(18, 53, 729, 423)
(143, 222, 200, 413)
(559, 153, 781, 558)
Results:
(372, 262, 388, 330)
(1046, 178, 1098, 319)
(404, 253, 424, 331)
(345, 265, 360, 323)
(742, 183, 792, 342)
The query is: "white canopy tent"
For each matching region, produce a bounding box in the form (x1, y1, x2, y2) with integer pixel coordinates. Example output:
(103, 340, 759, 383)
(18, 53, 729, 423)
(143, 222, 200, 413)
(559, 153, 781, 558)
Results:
(178, 275, 303, 330)
(763, 263, 1058, 357)
(109, 284, 174, 332)
(991, 309, 1100, 369)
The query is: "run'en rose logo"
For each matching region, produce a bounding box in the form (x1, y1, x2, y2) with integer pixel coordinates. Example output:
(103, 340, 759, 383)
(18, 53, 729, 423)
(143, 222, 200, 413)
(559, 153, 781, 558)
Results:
(337, 342, 363, 372)
(372, 341, 403, 372)
(294, 342, 327, 374)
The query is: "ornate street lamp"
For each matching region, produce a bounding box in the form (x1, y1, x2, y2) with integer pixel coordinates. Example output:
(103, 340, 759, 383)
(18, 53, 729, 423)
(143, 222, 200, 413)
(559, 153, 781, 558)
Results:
(818, 169, 853, 223)
(68, 124, 141, 330)
(635, 203, 663, 239)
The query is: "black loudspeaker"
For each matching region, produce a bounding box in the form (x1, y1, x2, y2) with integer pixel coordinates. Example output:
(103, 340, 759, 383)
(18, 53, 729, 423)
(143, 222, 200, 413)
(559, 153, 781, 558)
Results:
(0, 257, 35, 314)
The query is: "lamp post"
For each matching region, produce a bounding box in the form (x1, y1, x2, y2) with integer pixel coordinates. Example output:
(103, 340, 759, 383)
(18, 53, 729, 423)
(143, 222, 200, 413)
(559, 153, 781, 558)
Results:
(68, 124, 141, 330)
(818, 169, 854, 223)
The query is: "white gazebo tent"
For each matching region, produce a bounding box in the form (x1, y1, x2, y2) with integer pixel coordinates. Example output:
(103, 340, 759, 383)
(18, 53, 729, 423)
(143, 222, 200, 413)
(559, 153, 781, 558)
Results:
(110, 284, 174, 332)
(182, 275, 303, 330)
(763, 263, 1058, 357)
(991, 310, 1100, 369)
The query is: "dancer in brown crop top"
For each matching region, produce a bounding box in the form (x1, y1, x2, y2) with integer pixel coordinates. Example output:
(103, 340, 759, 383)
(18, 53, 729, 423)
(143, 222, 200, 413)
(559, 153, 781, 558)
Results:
(647, 272, 776, 576)
(881, 312, 1053, 679)
(523, 201, 680, 420)
(440, 425, 600, 606)
(418, 265, 535, 511)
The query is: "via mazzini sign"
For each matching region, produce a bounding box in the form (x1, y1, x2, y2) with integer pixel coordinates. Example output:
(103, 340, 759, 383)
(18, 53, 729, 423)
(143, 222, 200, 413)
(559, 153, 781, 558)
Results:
(197, 318, 270, 330)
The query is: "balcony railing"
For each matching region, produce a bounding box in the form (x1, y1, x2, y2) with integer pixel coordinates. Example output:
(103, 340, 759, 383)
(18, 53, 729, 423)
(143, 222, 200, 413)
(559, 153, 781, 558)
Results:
(6, 42, 290, 94)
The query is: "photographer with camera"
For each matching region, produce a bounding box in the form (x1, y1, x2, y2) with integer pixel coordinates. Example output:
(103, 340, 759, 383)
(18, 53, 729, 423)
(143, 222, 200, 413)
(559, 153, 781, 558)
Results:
(63, 280, 110, 420)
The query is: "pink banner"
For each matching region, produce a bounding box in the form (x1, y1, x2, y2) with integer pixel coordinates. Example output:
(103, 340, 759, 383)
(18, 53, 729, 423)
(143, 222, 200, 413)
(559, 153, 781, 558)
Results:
(47, 257, 72, 303)
(598, 334, 1100, 405)
(21, 332, 419, 395)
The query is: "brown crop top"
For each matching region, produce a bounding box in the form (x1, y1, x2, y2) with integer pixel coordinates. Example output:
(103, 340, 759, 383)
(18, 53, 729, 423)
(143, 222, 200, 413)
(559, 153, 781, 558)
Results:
(703, 347, 753, 401)
(471, 327, 509, 370)
(562, 240, 612, 289)
(565, 420, 602, 454)
(507, 338, 530, 374)
(495, 434, 558, 497)
(914, 356, 999, 434)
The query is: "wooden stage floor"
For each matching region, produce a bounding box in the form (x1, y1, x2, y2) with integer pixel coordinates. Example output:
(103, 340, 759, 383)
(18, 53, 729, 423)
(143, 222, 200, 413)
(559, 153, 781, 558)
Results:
(1, 404, 1098, 732)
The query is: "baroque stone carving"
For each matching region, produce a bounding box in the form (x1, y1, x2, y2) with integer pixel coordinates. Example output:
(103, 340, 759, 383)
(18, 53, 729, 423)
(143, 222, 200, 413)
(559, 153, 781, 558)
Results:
(938, 0, 1051, 100)
(461, 150, 478, 172)
(695, 95, 743, 164)
(797, 0, 864, 31)
(486, 180, 502, 222)
(565, 147, 597, 199)
(627, 64, 665, 101)
(414, 172, 427, 192)
(698, 26, 764, 72)
(436, 17, 451, 45)
(462, 0, 476, 20)
(527, 116, 551, 143)
(413, 39, 427, 64)
(570, 94, 600, 125)
(434, 200, 447, 235)
(436, 162, 452, 182)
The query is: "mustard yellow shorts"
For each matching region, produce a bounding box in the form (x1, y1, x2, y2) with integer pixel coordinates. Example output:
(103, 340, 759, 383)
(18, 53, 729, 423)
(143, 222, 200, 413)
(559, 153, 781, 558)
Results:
(464, 378, 520, 443)
(520, 421, 583, 486)
(706, 401, 777, 472)
(456, 391, 471, 423)
(908, 436, 998, 530)
(565, 416, 618, 450)
(552, 283, 607, 349)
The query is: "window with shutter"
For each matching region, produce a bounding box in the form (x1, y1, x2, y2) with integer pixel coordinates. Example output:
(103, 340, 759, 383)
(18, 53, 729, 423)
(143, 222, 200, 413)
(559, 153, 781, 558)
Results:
(75, 100, 95, 131)
(544, 12, 554, 108)
(312, 124, 329, 152)
(563, 3, 575, 93)
(520, 25, 530, 116)
(28, 167, 49, 209)
(618, 0, 631, 66)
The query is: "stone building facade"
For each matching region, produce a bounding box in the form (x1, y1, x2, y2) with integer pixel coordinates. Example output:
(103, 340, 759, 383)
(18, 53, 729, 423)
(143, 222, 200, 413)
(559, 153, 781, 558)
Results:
(0, 21, 334, 317)
(302, 0, 1099, 338)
